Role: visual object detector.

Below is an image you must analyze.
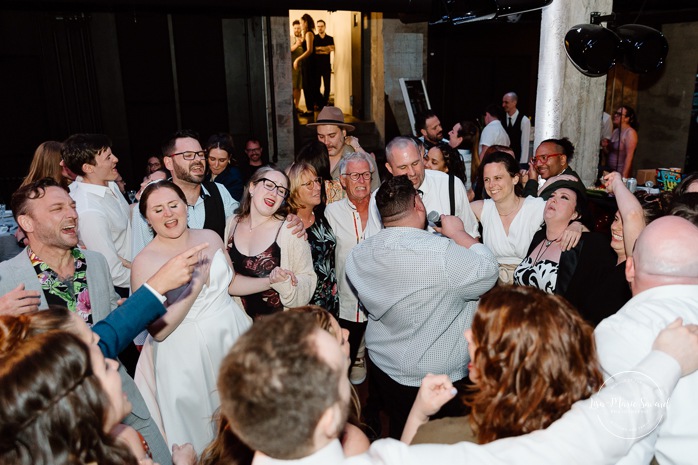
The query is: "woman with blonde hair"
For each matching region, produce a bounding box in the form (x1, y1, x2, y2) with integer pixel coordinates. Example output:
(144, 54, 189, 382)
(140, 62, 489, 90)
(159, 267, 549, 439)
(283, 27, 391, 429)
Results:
(286, 162, 338, 316)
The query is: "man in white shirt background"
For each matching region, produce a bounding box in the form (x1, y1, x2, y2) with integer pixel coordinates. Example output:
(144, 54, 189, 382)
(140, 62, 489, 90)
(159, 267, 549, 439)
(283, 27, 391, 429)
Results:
(479, 104, 510, 156)
(62, 133, 132, 297)
(502, 91, 531, 166)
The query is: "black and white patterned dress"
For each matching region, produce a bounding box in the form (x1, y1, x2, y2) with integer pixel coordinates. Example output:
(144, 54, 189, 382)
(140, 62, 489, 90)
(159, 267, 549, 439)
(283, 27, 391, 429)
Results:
(513, 257, 559, 294)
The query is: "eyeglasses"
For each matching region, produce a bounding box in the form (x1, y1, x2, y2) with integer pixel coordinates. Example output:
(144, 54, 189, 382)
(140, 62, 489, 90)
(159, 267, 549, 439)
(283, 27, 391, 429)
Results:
(532, 153, 563, 164)
(614, 111, 626, 117)
(342, 171, 372, 181)
(300, 177, 322, 190)
(257, 178, 290, 198)
(168, 151, 206, 160)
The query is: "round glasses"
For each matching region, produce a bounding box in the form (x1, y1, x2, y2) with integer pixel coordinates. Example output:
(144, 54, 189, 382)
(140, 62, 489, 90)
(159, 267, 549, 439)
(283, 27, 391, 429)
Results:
(300, 177, 322, 190)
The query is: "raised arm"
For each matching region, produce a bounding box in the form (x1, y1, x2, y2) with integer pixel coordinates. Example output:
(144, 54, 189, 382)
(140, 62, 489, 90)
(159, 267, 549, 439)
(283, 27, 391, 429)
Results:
(604, 171, 645, 260)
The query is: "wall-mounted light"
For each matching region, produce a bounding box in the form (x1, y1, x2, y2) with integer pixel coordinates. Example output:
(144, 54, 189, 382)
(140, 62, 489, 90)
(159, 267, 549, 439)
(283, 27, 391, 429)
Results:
(564, 12, 669, 77)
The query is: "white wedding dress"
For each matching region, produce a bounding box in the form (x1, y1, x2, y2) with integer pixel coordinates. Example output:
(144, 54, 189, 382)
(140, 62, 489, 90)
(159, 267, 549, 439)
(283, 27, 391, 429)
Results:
(135, 249, 252, 453)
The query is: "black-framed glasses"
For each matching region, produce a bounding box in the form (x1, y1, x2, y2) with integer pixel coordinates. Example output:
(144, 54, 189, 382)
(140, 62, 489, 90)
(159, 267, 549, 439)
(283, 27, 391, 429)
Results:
(342, 171, 372, 181)
(168, 151, 206, 160)
(300, 177, 322, 190)
(257, 178, 290, 198)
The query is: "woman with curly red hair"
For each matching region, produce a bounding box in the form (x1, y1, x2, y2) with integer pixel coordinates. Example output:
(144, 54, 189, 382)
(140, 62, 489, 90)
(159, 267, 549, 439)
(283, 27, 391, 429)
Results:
(402, 285, 603, 444)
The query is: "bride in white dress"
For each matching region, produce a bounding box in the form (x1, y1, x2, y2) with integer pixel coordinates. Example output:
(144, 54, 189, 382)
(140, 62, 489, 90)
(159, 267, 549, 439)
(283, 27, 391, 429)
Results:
(131, 180, 275, 453)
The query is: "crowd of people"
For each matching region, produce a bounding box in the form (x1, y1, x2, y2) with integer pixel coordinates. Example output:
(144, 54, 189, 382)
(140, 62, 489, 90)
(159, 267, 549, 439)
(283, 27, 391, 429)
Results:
(1, 98, 698, 465)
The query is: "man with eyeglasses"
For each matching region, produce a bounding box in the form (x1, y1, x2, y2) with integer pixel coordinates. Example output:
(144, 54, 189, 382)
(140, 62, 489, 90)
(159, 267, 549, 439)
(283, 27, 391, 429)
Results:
(240, 137, 269, 183)
(522, 137, 581, 200)
(131, 129, 239, 256)
(346, 175, 498, 439)
(325, 152, 376, 385)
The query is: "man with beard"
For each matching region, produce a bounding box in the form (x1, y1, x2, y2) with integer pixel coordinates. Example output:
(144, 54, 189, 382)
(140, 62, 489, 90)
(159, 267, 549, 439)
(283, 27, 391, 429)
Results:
(131, 129, 239, 256)
(346, 175, 498, 438)
(0, 177, 211, 465)
(415, 110, 448, 154)
(308, 106, 380, 202)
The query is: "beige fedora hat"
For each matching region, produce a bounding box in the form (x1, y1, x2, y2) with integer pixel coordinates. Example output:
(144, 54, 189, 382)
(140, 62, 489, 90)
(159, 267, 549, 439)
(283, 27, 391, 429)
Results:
(306, 106, 355, 131)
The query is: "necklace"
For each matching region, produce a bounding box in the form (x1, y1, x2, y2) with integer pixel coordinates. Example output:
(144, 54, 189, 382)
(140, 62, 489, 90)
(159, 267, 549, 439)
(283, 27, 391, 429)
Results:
(533, 234, 560, 264)
(497, 197, 521, 217)
(248, 216, 273, 231)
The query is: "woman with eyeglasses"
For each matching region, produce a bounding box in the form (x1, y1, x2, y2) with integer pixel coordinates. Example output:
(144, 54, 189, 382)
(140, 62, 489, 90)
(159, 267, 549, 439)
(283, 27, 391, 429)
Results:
(286, 162, 339, 317)
(226, 167, 316, 320)
(602, 106, 639, 179)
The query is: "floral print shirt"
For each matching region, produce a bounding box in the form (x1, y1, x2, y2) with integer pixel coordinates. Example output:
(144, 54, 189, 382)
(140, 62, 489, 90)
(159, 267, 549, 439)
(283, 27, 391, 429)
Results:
(29, 247, 92, 326)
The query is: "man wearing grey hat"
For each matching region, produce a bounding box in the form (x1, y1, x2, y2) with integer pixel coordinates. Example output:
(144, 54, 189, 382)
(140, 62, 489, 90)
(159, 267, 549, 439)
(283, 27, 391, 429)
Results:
(308, 106, 381, 201)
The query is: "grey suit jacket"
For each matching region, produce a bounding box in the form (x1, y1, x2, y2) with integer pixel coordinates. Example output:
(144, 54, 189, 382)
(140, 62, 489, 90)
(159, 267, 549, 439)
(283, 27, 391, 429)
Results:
(0, 247, 119, 320)
(0, 247, 172, 465)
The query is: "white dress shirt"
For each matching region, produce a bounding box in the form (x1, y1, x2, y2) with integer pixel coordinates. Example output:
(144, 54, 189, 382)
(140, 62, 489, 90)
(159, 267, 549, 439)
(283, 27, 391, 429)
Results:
(365, 169, 480, 239)
(325, 197, 368, 323)
(595, 284, 698, 465)
(479, 119, 510, 154)
(70, 180, 132, 288)
(250, 350, 681, 465)
(507, 109, 532, 163)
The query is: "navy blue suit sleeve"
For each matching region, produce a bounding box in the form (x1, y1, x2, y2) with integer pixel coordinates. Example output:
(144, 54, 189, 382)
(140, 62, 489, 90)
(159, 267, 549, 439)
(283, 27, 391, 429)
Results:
(93, 287, 166, 359)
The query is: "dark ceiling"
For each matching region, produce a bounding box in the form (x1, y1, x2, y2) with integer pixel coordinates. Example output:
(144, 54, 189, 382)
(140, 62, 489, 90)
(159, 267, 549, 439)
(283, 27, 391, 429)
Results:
(3, 0, 698, 24)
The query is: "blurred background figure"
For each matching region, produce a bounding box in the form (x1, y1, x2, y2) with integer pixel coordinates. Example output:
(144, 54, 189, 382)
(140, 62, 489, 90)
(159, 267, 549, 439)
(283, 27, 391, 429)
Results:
(205, 133, 244, 201)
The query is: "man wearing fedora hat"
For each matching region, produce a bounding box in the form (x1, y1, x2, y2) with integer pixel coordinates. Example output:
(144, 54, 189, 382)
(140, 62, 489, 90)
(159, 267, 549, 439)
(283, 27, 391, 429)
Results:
(308, 106, 381, 200)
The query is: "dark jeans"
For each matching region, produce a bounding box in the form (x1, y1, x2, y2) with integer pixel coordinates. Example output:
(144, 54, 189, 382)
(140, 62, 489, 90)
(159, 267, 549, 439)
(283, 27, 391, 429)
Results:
(368, 354, 471, 439)
(338, 318, 367, 367)
(318, 63, 331, 107)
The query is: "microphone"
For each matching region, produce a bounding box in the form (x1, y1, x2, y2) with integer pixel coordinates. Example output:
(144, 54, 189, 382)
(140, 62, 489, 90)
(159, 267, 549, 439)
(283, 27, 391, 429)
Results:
(427, 210, 442, 227)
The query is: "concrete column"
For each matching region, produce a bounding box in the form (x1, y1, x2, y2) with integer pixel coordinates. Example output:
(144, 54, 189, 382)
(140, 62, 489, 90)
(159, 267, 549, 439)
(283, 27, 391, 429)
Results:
(534, 0, 612, 185)
(370, 13, 386, 144)
(268, 16, 295, 166)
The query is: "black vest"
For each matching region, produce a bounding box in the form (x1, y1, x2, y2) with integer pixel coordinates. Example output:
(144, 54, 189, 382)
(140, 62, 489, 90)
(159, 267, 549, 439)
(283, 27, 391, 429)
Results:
(504, 113, 524, 162)
(202, 181, 226, 240)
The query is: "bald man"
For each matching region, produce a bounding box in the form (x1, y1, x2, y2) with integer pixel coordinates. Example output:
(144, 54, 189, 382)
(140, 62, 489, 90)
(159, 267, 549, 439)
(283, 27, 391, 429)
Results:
(595, 216, 698, 465)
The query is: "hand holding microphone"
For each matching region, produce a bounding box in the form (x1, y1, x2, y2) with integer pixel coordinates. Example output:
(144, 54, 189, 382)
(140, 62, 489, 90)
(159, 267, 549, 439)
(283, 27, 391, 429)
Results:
(427, 210, 442, 227)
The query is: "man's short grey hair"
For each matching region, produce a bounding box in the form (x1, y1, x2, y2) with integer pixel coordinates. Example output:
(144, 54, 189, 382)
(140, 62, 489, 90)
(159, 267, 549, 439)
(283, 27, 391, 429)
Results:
(385, 137, 419, 164)
(338, 151, 375, 175)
